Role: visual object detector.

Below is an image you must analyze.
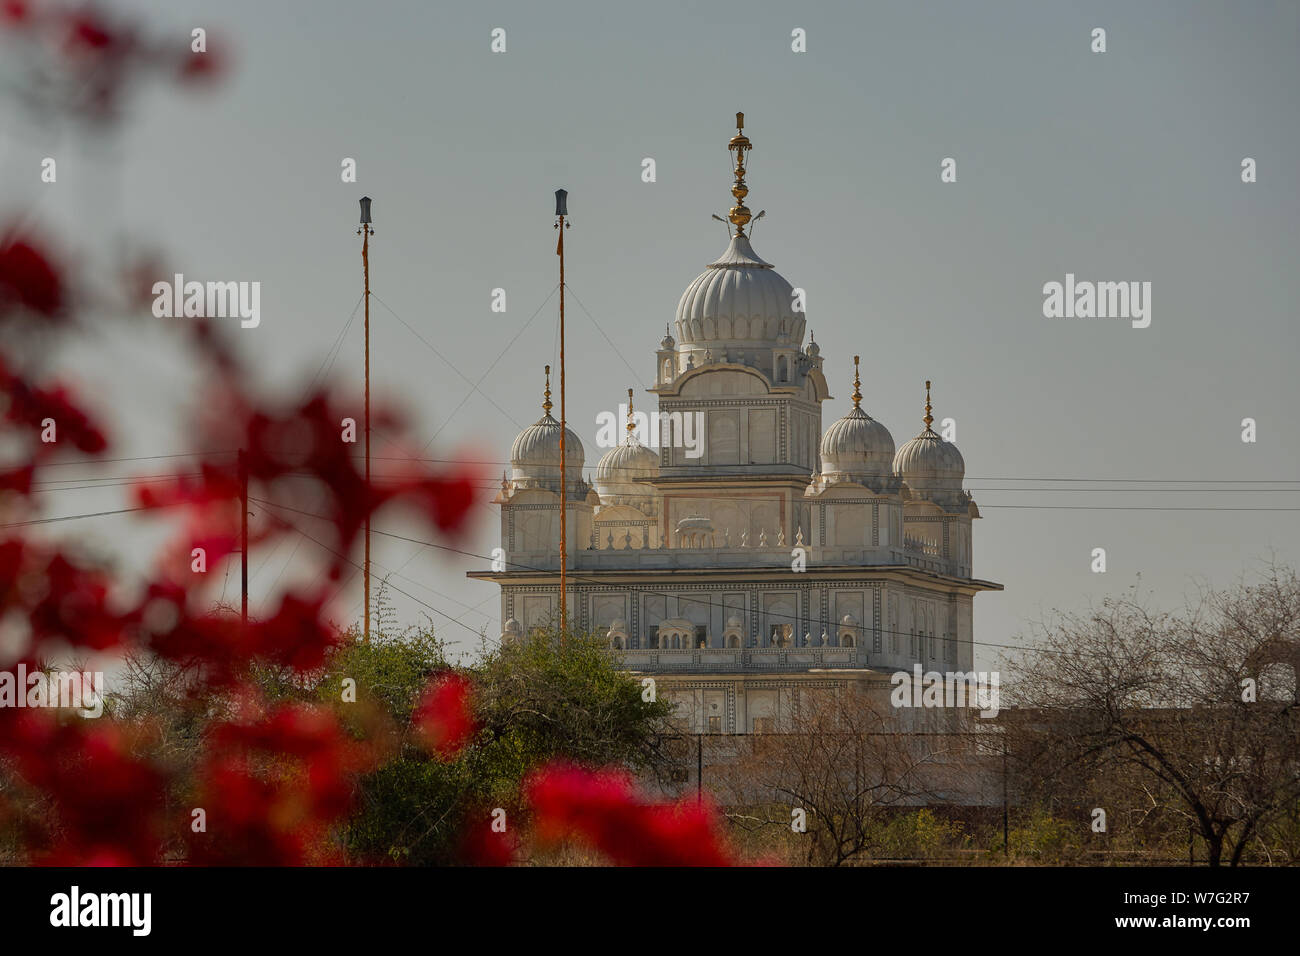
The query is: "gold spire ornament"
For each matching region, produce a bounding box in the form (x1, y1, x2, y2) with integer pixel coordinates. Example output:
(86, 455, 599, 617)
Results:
(626, 387, 636, 443)
(923, 379, 934, 430)
(727, 112, 753, 237)
(543, 365, 552, 416)
(851, 355, 862, 408)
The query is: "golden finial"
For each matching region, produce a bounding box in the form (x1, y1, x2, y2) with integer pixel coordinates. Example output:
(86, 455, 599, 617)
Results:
(923, 380, 934, 430)
(626, 388, 636, 442)
(543, 365, 552, 416)
(727, 112, 753, 238)
(851, 355, 862, 409)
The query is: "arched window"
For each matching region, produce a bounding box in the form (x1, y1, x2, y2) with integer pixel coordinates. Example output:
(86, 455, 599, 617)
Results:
(777, 355, 789, 382)
(841, 632, 855, 648)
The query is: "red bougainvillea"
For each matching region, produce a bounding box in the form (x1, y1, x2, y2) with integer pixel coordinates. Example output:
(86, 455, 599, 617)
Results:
(412, 672, 480, 759)
(0, 235, 65, 318)
(0, 713, 166, 865)
(525, 763, 740, 866)
(0, 3, 748, 870)
(187, 704, 370, 865)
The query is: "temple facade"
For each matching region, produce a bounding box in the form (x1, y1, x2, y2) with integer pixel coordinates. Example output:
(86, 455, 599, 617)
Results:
(467, 115, 1002, 734)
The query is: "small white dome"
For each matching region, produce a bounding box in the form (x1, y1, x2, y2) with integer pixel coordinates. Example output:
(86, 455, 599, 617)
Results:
(893, 383, 967, 508)
(894, 428, 965, 496)
(820, 406, 896, 485)
(594, 438, 659, 500)
(509, 412, 585, 487)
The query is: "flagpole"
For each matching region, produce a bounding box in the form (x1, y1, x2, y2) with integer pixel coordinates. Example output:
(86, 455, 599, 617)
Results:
(358, 197, 374, 642)
(555, 189, 569, 635)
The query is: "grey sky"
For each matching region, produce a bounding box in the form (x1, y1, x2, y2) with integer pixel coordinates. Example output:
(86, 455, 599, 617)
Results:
(10, 0, 1299, 669)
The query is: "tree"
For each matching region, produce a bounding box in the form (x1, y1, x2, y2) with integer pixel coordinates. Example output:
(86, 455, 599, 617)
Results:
(712, 683, 977, 866)
(303, 624, 674, 864)
(1006, 564, 1300, 866)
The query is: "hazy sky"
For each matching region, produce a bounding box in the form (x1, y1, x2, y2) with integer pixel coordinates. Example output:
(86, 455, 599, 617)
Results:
(9, 0, 1299, 670)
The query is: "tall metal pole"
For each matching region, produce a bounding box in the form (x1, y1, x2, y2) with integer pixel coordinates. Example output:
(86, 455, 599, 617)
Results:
(697, 732, 703, 805)
(1002, 733, 1009, 855)
(358, 198, 374, 642)
(239, 448, 248, 629)
(555, 190, 569, 634)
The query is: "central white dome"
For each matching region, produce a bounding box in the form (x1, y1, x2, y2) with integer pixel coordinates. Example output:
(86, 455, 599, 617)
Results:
(674, 235, 805, 353)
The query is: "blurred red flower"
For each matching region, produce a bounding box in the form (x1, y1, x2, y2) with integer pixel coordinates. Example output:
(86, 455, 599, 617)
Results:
(525, 763, 739, 866)
(412, 672, 478, 759)
(0, 235, 64, 318)
(0, 1, 30, 27)
(190, 702, 365, 865)
(0, 356, 108, 454)
(458, 818, 517, 867)
(0, 714, 166, 865)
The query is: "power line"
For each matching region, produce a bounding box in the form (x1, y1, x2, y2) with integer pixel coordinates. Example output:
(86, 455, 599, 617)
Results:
(980, 505, 1300, 511)
(22, 466, 1300, 499)
(0, 506, 147, 528)
(303, 293, 364, 398)
(29, 472, 205, 492)
(245, 496, 1070, 657)
(252, 496, 498, 624)
(25, 448, 1298, 489)
(250, 498, 492, 643)
(563, 282, 644, 384)
(369, 290, 525, 432)
(30, 451, 236, 468)
(18, 469, 1300, 517)
(417, 284, 561, 451)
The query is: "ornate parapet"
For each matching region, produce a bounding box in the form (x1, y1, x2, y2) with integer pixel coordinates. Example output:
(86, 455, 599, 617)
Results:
(607, 645, 864, 674)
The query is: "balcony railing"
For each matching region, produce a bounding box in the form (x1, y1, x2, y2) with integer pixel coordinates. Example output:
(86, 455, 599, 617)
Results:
(495, 542, 967, 578)
(604, 645, 865, 672)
